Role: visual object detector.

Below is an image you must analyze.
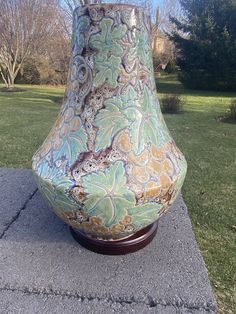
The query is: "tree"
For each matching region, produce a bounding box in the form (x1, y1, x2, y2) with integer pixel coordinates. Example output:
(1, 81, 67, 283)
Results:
(59, 1, 105, 36)
(169, 0, 236, 91)
(153, 0, 182, 33)
(37, 28, 71, 85)
(58, 0, 80, 37)
(0, 0, 59, 89)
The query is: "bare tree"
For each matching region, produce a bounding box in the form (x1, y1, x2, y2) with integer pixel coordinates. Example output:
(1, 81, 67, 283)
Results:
(58, 0, 102, 36)
(158, 0, 182, 33)
(59, 0, 80, 36)
(0, 0, 60, 89)
(150, 1, 182, 71)
(37, 24, 71, 85)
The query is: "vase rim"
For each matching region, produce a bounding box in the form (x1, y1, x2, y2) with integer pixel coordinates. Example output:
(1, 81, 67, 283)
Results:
(74, 3, 148, 14)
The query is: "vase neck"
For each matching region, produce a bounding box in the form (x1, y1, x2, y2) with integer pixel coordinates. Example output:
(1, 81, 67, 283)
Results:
(79, 0, 101, 5)
(66, 4, 156, 113)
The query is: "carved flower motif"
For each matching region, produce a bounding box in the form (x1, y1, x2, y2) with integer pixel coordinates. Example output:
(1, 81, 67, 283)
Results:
(93, 85, 171, 154)
(82, 161, 135, 227)
(129, 29, 153, 70)
(93, 55, 121, 88)
(89, 18, 127, 58)
(89, 18, 127, 88)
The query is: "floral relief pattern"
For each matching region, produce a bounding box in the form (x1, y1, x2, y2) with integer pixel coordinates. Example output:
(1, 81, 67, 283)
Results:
(129, 29, 153, 71)
(94, 85, 171, 154)
(89, 18, 127, 58)
(32, 4, 187, 240)
(82, 161, 135, 226)
(92, 55, 121, 88)
(89, 18, 127, 88)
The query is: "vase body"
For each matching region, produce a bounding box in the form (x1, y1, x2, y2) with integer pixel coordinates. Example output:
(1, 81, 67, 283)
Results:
(32, 3, 187, 241)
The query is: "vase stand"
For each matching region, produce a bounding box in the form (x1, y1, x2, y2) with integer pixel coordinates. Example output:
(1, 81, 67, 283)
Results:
(70, 221, 158, 255)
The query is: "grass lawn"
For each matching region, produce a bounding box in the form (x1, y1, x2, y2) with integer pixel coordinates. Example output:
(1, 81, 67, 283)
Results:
(0, 78, 236, 312)
(0, 85, 64, 168)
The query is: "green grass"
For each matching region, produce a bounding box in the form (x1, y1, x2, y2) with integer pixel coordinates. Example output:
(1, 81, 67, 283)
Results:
(0, 78, 235, 312)
(0, 85, 64, 168)
(157, 75, 236, 313)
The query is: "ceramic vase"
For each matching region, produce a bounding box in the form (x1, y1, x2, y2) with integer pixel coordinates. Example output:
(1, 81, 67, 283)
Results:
(32, 3, 187, 250)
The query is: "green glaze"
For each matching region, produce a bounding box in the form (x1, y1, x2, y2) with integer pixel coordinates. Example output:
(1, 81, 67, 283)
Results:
(129, 29, 153, 70)
(128, 203, 162, 229)
(89, 18, 127, 88)
(89, 18, 127, 57)
(93, 55, 121, 88)
(32, 4, 187, 240)
(94, 86, 171, 154)
(82, 161, 135, 226)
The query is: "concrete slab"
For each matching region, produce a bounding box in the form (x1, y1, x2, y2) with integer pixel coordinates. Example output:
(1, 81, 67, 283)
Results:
(0, 168, 37, 237)
(0, 289, 213, 314)
(0, 169, 217, 313)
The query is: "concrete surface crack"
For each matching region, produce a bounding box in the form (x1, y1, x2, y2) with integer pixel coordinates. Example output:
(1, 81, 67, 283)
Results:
(0, 188, 38, 239)
(0, 286, 216, 312)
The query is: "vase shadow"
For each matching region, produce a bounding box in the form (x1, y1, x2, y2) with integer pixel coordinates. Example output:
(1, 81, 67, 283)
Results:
(2, 191, 76, 244)
(2, 189, 178, 249)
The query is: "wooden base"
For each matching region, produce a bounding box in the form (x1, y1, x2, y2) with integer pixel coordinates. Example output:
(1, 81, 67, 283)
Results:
(70, 222, 158, 255)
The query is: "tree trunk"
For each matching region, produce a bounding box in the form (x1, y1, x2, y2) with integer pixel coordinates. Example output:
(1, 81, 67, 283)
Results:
(0, 66, 16, 89)
(8, 73, 15, 89)
(0, 70, 9, 88)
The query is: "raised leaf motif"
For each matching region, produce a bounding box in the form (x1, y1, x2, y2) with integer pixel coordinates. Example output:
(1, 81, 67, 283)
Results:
(93, 55, 121, 88)
(54, 126, 88, 165)
(93, 86, 139, 152)
(94, 85, 171, 153)
(129, 29, 153, 70)
(94, 102, 129, 152)
(89, 18, 127, 57)
(128, 203, 162, 228)
(34, 170, 79, 215)
(131, 87, 172, 151)
(89, 18, 127, 88)
(119, 85, 138, 108)
(125, 86, 172, 152)
(82, 161, 136, 227)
